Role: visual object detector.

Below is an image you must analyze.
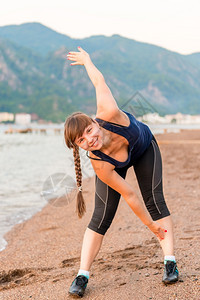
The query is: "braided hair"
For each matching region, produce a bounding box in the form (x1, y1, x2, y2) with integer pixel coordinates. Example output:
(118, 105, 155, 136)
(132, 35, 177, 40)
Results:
(73, 145, 85, 218)
(64, 112, 94, 218)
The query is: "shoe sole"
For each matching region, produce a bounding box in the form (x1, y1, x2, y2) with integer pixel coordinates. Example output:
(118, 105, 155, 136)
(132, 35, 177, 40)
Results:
(162, 278, 179, 285)
(69, 291, 84, 298)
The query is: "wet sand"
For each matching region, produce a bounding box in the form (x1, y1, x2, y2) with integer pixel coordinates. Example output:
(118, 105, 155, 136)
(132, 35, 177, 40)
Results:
(0, 130, 200, 300)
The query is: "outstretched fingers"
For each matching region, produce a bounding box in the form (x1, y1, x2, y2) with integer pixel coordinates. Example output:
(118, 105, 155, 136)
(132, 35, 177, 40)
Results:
(66, 47, 89, 66)
(70, 62, 80, 66)
(67, 47, 82, 60)
(67, 52, 82, 65)
(67, 52, 78, 60)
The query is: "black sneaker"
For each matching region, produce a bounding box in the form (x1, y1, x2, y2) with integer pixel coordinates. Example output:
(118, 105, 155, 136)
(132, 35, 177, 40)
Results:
(69, 275, 88, 297)
(162, 261, 179, 284)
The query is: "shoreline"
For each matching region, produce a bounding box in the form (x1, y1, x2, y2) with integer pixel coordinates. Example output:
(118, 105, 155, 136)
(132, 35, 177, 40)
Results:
(1, 128, 199, 250)
(1, 129, 200, 299)
(0, 174, 92, 253)
(1, 127, 199, 253)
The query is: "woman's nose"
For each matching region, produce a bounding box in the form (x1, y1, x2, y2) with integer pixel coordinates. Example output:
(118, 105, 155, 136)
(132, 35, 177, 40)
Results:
(87, 135, 94, 145)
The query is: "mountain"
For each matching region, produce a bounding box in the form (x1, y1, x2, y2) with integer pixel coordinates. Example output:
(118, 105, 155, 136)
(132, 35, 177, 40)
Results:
(186, 52, 200, 67)
(0, 22, 200, 122)
(0, 22, 76, 56)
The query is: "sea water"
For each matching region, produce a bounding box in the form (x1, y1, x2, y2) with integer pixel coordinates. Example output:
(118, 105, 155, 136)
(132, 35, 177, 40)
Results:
(1, 123, 200, 251)
(0, 125, 94, 251)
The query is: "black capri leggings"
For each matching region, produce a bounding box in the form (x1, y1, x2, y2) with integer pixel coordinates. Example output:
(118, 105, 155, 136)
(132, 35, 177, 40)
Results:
(88, 136, 170, 235)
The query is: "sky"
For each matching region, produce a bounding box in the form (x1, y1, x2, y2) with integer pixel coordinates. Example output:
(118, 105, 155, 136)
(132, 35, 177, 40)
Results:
(0, 0, 200, 55)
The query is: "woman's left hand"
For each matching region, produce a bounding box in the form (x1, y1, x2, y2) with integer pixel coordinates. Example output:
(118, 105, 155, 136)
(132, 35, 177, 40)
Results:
(67, 47, 90, 66)
(148, 221, 167, 240)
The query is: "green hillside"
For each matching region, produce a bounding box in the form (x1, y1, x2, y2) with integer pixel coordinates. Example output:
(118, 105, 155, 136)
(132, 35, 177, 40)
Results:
(0, 23, 200, 122)
(0, 22, 76, 56)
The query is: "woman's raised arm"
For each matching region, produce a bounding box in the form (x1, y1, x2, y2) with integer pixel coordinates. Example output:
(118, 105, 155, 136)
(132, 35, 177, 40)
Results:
(67, 47, 119, 118)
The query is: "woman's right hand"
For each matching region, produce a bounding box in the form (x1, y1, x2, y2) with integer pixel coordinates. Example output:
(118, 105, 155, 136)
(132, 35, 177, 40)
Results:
(67, 47, 90, 66)
(148, 221, 167, 241)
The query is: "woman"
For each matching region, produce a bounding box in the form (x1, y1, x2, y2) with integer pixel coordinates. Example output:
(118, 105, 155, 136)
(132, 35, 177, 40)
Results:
(65, 47, 179, 298)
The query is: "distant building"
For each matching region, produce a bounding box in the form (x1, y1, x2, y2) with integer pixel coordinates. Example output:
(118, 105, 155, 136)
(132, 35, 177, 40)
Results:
(138, 112, 200, 124)
(0, 112, 14, 122)
(15, 113, 31, 125)
(165, 113, 200, 124)
(138, 113, 169, 124)
(31, 113, 39, 122)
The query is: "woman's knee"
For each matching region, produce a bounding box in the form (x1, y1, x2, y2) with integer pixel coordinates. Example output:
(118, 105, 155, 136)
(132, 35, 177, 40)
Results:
(88, 216, 112, 235)
(144, 192, 170, 221)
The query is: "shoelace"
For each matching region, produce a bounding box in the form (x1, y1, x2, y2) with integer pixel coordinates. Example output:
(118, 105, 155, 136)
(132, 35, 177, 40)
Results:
(166, 262, 176, 276)
(75, 275, 88, 287)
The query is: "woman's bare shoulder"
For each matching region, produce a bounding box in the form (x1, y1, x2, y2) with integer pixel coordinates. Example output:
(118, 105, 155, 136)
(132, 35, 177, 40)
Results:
(95, 109, 130, 126)
(88, 151, 100, 160)
(88, 151, 114, 172)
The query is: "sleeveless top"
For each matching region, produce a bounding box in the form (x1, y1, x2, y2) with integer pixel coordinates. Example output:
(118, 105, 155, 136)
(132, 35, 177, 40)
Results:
(87, 110, 153, 168)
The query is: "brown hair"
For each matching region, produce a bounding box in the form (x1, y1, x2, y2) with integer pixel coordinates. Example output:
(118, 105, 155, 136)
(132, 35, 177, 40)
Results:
(64, 112, 94, 218)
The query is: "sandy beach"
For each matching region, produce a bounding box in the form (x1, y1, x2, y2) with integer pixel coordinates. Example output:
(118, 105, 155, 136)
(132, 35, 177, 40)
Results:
(0, 130, 200, 300)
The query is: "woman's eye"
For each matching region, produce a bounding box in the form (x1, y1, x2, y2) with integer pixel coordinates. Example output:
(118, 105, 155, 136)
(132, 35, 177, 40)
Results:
(88, 128, 92, 133)
(79, 138, 84, 143)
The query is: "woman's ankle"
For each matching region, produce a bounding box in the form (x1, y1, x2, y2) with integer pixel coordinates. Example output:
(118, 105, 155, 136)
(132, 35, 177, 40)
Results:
(77, 269, 90, 279)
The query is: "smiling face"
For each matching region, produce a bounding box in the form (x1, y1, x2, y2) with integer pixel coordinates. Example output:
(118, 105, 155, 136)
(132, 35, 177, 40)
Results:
(64, 112, 104, 150)
(75, 121, 103, 150)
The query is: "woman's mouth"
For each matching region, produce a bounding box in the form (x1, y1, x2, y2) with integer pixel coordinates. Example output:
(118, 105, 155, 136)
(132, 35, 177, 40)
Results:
(90, 138, 98, 147)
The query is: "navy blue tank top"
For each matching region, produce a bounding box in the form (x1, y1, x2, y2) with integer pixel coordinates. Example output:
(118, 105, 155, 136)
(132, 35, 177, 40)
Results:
(88, 110, 153, 168)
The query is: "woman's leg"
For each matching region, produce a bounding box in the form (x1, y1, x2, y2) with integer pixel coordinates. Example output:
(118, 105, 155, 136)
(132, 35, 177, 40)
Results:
(133, 137, 178, 283)
(156, 215, 174, 256)
(69, 168, 128, 296)
(134, 137, 173, 254)
(80, 228, 104, 271)
(84, 168, 127, 268)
